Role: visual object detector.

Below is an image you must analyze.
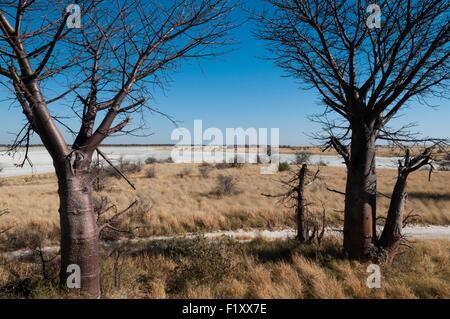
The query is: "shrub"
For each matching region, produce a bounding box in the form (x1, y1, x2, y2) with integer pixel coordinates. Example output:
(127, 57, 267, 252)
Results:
(278, 162, 290, 172)
(90, 163, 107, 191)
(145, 167, 156, 178)
(96, 196, 152, 241)
(2, 220, 59, 251)
(127, 197, 153, 225)
(103, 158, 142, 178)
(145, 156, 173, 164)
(120, 160, 142, 174)
(231, 155, 245, 168)
(177, 168, 192, 178)
(295, 152, 311, 164)
(117, 158, 142, 175)
(145, 157, 158, 164)
(215, 156, 245, 169)
(200, 162, 213, 167)
(215, 162, 231, 169)
(439, 153, 450, 171)
(199, 164, 212, 178)
(439, 161, 450, 171)
(256, 154, 271, 164)
(167, 237, 241, 293)
(213, 175, 239, 196)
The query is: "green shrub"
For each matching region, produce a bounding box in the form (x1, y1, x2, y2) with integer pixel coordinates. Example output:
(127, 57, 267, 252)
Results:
(278, 162, 290, 172)
(215, 156, 245, 169)
(167, 237, 242, 293)
(102, 158, 142, 178)
(145, 157, 158, 164)
(295, 152, 311, 164)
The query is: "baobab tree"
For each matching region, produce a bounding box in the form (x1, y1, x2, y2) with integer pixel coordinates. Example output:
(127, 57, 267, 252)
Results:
(258, 0, 449, 258)
(0, 0, 236, 297)
(262, 164, 325, 244)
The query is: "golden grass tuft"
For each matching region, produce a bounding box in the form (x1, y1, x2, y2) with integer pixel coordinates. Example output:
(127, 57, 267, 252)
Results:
(292, 254, 345, 298)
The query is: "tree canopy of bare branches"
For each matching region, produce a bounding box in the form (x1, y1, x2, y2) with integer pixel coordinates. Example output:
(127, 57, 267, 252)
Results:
(0, 0, 237, 297)
(258, 0, 449, 259)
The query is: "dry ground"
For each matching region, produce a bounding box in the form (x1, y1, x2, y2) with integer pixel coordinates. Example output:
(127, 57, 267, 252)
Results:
(0, 163, 449, 250)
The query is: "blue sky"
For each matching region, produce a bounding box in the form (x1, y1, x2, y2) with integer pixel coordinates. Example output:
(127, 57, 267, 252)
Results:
(0, 2, 448, 146)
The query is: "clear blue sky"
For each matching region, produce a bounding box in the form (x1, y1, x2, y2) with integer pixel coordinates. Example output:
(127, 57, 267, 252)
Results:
(0, 2, 448, 146)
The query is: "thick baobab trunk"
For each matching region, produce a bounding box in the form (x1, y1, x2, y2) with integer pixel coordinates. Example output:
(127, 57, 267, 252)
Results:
(55, 151, 100, 298)
(379, 172, 408, 253)
(296, 164, 307, 242)
(343, 124, 377, 259)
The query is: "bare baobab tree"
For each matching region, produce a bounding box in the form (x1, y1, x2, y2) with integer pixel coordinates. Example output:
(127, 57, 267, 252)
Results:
(0, 0, 236, 297)
(258, 0, 449, 259)
(262, 164, 325, 244)
(378, 147, 436, 255)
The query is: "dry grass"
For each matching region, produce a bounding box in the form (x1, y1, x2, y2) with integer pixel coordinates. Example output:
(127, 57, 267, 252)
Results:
(1, 237, 449, 299)
(1, 163, 449, 249)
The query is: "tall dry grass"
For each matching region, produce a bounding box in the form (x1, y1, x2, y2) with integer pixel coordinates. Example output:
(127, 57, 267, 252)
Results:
(0, 163, 449, 250)
(1, 237, 449, 299)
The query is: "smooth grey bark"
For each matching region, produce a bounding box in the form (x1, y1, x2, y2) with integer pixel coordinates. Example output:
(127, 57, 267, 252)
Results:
(343, 122, 377, 259)
(55, 151, 100, 297)
(379, 173, 407, 254)
(379, 147, 433, 255)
